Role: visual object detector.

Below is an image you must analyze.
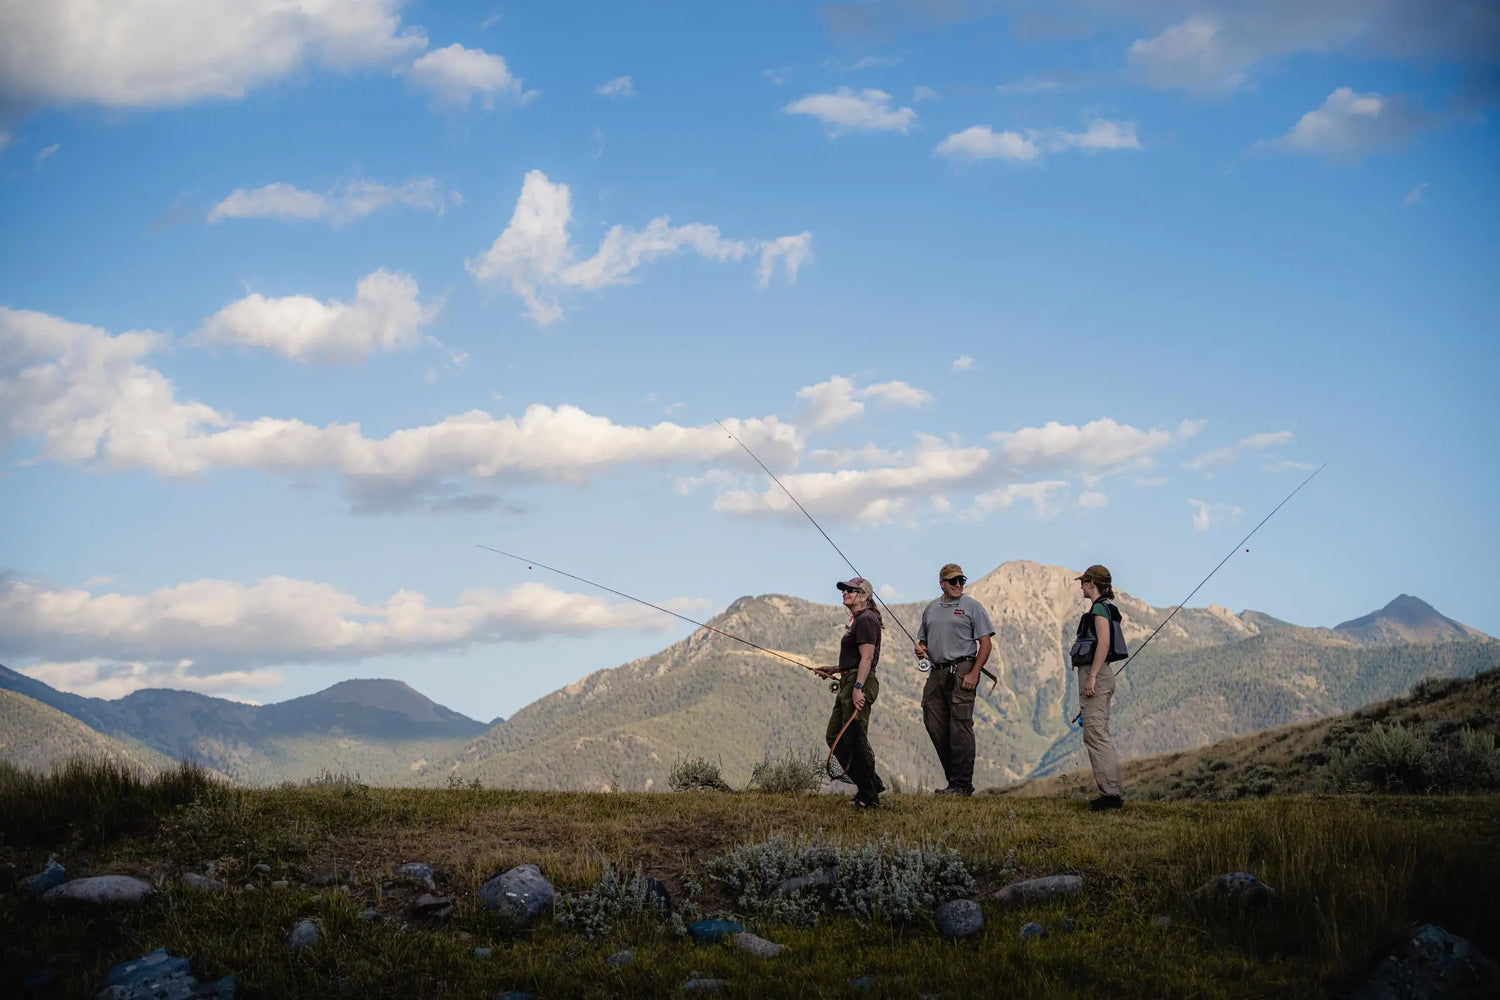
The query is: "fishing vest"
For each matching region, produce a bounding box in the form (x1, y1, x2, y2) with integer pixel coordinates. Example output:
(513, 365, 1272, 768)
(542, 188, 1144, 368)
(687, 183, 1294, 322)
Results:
(1069, 598, 1128, 667)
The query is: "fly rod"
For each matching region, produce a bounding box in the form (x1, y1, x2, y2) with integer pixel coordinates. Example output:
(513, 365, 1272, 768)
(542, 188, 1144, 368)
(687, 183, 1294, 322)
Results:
(1070, 463, 1326, 725)
(714, 419, 998, 687)
(476, 544, 823, 674)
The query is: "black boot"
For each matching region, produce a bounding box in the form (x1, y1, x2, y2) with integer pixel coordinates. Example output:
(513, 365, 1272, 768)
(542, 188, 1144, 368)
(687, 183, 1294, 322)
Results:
(1089, 794, 1123, 811)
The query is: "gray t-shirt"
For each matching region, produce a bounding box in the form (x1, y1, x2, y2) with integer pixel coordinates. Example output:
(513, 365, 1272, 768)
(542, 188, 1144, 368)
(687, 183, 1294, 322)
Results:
(917, 594, 995, 663)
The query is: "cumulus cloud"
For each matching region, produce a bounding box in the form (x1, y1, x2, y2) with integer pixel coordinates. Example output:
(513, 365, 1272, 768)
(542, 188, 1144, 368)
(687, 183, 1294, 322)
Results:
(207, 177, 454, 225)
(952, 355, 974, 372)
(467, 171, 810, 324)
(912, 85, 939, 102)
(1189, 498, 1243, 532)
(992, 418, 1201, 476)
(596, 75, 635, 98)
(936, 119, 1140, 162)
(0, 0, 424, 109)
(1268, 87, 1432, 161)
(407, 43, 532, 109)
(0, 304, 801, 508)
(1078, 490, 1109, 508)
(196, 270, 437, 365)
(1185, 430, 1294, 472)
(973, 480, 1069, 518)
(785, 87, 917, 134)
(795, 375, 932, 431)
(0, 574, 675, 697)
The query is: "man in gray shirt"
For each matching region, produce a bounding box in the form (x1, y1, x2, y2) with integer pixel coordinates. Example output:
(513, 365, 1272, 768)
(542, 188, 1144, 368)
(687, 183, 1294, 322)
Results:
(914, 562, 995, 796)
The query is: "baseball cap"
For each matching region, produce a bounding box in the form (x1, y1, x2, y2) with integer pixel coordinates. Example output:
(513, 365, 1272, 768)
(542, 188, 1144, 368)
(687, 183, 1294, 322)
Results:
(836, 577, 873, 596)
(1076, 564, 1112, 585)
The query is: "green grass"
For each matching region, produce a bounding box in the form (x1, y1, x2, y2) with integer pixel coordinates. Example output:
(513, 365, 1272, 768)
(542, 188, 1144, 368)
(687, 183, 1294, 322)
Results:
(3, 759, 1498, 998)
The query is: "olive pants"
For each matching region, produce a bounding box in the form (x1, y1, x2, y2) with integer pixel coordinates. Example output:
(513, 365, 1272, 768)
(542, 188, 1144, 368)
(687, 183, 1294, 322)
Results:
(826, 673, 881, 802)
(1077, 666, 1123, 797)
(922, 666, 977, 793)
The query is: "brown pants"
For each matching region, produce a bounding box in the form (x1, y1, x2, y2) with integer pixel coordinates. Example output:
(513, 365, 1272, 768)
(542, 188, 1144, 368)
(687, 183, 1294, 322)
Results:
(922, 667, 976, 792)
(1077, 666, 1122, 797)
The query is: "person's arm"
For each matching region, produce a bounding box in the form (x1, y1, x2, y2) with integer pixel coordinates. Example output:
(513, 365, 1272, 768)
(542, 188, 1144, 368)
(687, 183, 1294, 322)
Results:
(852, 643, 875, 711)
(1083, 610, 1110, 698)
(962, 633, 992, 691)
(914, 606, 929, 659)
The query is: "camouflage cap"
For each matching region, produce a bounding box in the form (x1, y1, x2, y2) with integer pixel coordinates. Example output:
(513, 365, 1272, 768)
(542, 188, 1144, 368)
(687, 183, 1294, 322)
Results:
(1076, 564, 1112, 585)
(836, 576, 873, 597)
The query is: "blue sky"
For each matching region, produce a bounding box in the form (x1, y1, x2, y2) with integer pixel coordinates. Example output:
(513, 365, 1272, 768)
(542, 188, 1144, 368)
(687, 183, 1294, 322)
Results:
(1, 1, 1496, 720)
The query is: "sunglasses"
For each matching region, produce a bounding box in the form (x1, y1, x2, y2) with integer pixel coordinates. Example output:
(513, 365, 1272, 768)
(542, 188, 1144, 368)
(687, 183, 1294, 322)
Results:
(941, 576, 966, 586)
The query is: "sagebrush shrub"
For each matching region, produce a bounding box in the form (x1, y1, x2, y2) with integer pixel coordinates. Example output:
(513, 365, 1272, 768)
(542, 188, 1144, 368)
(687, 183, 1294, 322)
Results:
(557, 862, 675, 939)
(747, 748, 823, 795)
(668, 756, 731, 792)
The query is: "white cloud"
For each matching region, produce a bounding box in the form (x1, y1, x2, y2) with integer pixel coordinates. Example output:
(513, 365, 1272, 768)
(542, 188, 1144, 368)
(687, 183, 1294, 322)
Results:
(407, 43, 531, 110)
(912, 85, 938, 102)
(0, 574, 676, 697)
(1079, 490, 1109, 508)
(1404, 182, 1429, 206)
(34, 143, 60, 167)
(936, 119, 1141, 162)
(1185, 430, 1294, 472)
(467, 171, 809, 324)
(22, 660, 283, 701)
(207, 177, 453, 225)
(785, 87, 917, 134)
(1189, 498, 1243, 532)
(596, 75, 635, 98)
(847, 55, 902, 71)
(196, 270, 436, 365)
(992, 418, 1200, 476)
(795, 375, 931, 431)
(0, 0, 424, 109)
(951, 355, 974, 372)
(1269, 87, 1431, 160)
(0, 304, 802, 508)
(1128, 17, 1248, 94)
(973, 480, 1069, 518)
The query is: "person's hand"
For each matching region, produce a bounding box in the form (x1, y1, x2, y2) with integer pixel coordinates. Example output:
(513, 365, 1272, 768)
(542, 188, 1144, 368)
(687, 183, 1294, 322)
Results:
(853, 688, 866, 712)
(960, 669, 979, 691)
(914, 642, 927, 658)
(1083, 674, 1097, 698)
(814, 667, 834, 679)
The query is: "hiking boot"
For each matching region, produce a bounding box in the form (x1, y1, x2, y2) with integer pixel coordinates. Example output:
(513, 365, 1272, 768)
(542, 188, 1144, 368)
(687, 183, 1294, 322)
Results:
(1089, 795, 1124, 811)
(934, 786, 973, 797)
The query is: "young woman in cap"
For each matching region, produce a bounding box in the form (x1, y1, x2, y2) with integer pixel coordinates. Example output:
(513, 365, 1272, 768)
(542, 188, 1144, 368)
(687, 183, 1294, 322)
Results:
(817, 577, 885, 807)
(1075, 565, 1124, 810)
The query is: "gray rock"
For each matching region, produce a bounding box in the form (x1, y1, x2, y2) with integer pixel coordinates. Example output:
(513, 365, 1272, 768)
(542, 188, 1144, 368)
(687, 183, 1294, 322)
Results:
(643, 876, 671, 911)
(1020, 922, 1048, 940)
(270, 880, 290, 890)
(1151, 915, 1172, 927)
(286, 919, 320, 951)
(850, 977, 876, 990)
(683, 980, 726, 992)
(606, 950, 634, 967)
(934, 899, 984, 939)
(688, 919, 744, 943)
(250, 864, 271, 877)
(397, 862, 436, 890)
(94, 948, 235, 1000)
(477, 864, 554, 928)
(203, 862, 216, 877)
(1191, 872, 1275, 907)
(473, 948, 493, 959)
(732, 932, 784, 957)
(1353, 924, 1500, 1000)
(412, 894, 453, 920)
(20, 860, 67, 896)
(772, 867, 836, 897)
(182, 873, 226, 893)
(362, 907, 379, 921)
(44, 875, 151, 906)
(994, 875, 1084, 907)
(1061, 917, 1076, 933)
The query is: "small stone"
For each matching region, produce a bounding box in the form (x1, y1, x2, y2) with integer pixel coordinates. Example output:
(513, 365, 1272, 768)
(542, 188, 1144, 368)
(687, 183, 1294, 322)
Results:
(477, 864, 555, 929)
(203, 862, 216, 877)
(306, 875, 335, 888)
(43, 875, 151, 906)
(397, 862, 436, 890)
(286, 919, 320, 951)
(271, 880, 290, 889)
(994, 875, 1084, 907)
(362, 907, 379, 921)
(606, 950, 634, 967)
(95, 948, 236, 1000)
(244, 884, 255, 892)
(1353, 923, 1500, 1000)
(771, 868, 836, 897)
(412, 893, 454, 920)
(1190, 872, 1275, 907)
(1061, 917, 1076, 933)
(683, 980, 726, 992)
(934, 899, 984, 939)
(687, 919, 744, 944)
(850, 977, 876, 990)
(182, 872, 226, 892)
(643, 876, 671, 911)
(1020, 922, 1048, 940)
(473, 947, 493, 959)
(20, 860, 67, 896)
(1151, 915, 1172, 927)
(732, 932, 784, 957)
(251, 864, 272, 877)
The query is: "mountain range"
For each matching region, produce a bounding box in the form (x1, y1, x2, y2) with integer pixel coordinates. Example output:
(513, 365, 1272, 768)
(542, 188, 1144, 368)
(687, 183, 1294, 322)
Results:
(3, 562, 1495, 789)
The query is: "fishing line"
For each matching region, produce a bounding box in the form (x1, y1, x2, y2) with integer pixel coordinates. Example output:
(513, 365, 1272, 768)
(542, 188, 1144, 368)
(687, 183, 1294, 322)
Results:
(1070, 463, 1326, 725)
(476, 544, 822, 674)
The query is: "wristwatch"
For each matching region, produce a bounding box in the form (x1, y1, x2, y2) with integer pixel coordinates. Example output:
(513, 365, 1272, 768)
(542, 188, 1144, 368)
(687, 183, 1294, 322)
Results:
(853, 682, 864, 689)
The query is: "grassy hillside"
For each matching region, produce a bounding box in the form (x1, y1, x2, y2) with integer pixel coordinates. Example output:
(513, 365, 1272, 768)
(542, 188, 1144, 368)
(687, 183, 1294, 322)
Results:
(2, 759, 1497, 998)
(0, 689, 175, 776)
(1009, 667, 1500, 802)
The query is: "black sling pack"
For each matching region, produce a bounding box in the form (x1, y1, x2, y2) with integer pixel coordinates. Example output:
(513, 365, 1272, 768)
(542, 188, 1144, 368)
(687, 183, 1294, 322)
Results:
(1069, 598, 1128, 667)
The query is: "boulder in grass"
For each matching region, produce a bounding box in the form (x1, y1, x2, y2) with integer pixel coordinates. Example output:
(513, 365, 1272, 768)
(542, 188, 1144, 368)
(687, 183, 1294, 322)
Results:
(606, 950, 634, 967)
(94, 948, 236, 1000)
(286, 919, 320, 951)
(1020, 922, 1048, 940)
(1352, 924, 1500, 1000)
(1190, 872, 1275, 908)
(642, 876, 671, 912)
(934, 899, 984, 939)
(683, 980, 726, 992)
(994, 875, 1083, 907)
(44, 876, 151, 906)
(21, 861, 67, 896)
(182, 872, 226, 893)
(687, 919, 744, 944)
(412, 894, 454, 921)
(478, 865, 554, 929)
(397, 862, 436, 890)
(732, 932, 784, 958)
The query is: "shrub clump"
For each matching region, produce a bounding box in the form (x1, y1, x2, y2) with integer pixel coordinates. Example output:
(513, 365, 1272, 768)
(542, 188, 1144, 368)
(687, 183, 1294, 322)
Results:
(702, 834, 973, 925)
(0, 757, 217, 850)
(557, 862, 678, 939)
(668, 756, 731, 792)
(1325, 722, 1500, 793)
(747, 748, 824, 795)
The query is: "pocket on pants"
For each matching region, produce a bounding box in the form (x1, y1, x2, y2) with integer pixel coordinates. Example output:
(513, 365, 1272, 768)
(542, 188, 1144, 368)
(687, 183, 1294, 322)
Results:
(951, 685, 975, 721)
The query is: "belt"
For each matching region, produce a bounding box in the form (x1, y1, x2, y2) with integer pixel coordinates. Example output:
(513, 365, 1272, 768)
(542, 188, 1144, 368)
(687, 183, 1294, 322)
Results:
(933, 656, 976, 669)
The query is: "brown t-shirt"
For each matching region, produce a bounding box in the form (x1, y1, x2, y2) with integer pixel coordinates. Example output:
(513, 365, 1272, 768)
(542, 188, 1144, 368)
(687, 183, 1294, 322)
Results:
(837, 609, 882, 673)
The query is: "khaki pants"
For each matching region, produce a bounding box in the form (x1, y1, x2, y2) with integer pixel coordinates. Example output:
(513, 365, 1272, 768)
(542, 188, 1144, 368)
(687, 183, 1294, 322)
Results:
(1077, 666, 1122, 798)
(922, 667, 976, 793)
